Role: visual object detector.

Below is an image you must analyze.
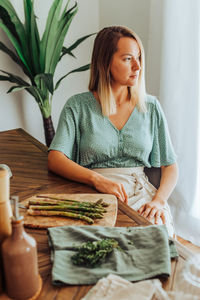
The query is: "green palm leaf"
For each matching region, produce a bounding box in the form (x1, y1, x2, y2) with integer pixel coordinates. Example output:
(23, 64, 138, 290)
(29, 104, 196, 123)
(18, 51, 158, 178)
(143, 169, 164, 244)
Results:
(24, 0, 40, 74)
(45, 1, 76, 73)
(60, 33, 96, 60)
(0, 69, 30, 86)
(40, 0, 64, 73)
(34, 74, 54, 95)
(26, 86, 44, 105)
(23, 0, 32, 35)
(0, 5, 20, 45)
(61, 47, 76, 58)
(0, 0, 29, 63)
(55, 63, 90, 90)
(7, 85, 29, 93)
(0, 41, 33, 81)
(30, 7, 41, 74)
(0, 22, 31, 73)
(48, 3, 78, 74)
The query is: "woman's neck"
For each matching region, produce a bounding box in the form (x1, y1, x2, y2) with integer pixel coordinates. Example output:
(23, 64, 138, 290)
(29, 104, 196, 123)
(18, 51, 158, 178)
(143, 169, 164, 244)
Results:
(111, 85, 129, 106)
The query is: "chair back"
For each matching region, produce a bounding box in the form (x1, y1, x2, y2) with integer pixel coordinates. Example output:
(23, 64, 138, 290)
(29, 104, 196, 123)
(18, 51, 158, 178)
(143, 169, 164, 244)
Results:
(144, 167, 161, 189)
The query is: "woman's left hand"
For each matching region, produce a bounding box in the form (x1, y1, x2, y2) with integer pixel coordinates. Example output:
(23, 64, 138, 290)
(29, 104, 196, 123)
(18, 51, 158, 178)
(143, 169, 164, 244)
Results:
(137, 199, 166, 224)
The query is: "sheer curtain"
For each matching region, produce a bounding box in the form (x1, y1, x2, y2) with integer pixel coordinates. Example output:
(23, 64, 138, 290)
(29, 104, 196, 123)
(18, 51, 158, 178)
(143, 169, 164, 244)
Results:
(147, 0, 200, 246)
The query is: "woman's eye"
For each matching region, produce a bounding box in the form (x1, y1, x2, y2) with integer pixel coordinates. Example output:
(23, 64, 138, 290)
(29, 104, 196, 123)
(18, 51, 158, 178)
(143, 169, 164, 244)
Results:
(124, 57, 131, 61)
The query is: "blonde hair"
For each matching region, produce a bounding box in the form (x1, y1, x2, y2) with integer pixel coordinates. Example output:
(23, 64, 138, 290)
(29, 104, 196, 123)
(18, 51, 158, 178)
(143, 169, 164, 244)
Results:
(89, 26, 147, 115)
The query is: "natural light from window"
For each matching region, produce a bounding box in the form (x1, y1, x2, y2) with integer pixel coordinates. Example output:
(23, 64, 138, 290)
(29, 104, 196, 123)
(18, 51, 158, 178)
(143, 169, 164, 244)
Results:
(191, 58, 200, 219)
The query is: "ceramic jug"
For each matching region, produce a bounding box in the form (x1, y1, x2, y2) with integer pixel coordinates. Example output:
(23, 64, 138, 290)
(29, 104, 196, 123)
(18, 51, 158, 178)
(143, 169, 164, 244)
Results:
(2, 196, 39, 299)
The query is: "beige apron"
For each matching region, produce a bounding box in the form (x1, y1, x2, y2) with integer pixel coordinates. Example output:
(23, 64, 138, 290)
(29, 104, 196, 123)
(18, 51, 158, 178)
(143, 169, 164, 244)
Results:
(93, 167, 175, 237)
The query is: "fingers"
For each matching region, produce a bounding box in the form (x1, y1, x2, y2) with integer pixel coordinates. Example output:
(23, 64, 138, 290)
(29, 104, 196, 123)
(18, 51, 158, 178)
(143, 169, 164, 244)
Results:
(93, 175, 128, 203)
(147, 208, 157, 221)
(154, 210, 166, 224)
(115, 191, 124, 203)
(115, 184, 127, 204)
(138, 204, 153, 218)
(160, 211, 166, 224)
(137, 203, 166, 225)
(121, 184, 128, 204)
(137, 204, 145, 214)
(142, 207, 152, 219)
(155, 211, 161, 224)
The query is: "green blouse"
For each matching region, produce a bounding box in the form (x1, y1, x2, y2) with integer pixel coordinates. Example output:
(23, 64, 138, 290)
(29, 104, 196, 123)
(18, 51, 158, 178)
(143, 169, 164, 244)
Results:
(49, 92, 177, 168)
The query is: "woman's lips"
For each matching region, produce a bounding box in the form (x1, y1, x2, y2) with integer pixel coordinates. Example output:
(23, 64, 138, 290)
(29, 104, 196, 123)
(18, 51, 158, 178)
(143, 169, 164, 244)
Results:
(130, 74, 138, 78)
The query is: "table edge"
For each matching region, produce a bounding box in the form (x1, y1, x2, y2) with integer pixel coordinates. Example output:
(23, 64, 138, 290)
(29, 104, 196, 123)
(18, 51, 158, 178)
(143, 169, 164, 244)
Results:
(2, 128, 48, 153)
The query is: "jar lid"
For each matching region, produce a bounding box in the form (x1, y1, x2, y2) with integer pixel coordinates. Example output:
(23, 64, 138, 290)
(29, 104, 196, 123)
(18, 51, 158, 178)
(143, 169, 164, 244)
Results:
(11, 196, 23, 222)
(0, 164, 12, 178)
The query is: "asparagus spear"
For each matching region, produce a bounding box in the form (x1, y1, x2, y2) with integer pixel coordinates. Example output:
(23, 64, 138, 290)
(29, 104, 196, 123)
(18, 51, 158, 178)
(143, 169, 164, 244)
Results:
(29, 198, 106, 209)
(95, 199, 109, 207)
(37, 195, 78, 203)
(37, 195, 109, 207)
(27, 209, 94, 224)
(29, 199, 90, 206)
(64, 209, 103, 219)
(29, 204, 106, 213)
(29, 205, 103, 219)
(29, 199, 67, 205)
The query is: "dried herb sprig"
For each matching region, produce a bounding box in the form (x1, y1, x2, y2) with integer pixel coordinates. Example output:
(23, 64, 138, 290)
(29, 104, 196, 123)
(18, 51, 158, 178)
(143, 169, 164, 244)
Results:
(71, 238, 120, 267)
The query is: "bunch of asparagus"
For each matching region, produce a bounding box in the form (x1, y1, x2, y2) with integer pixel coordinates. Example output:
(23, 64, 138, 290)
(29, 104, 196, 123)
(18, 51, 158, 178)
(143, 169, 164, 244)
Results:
(27, 195, 109, 224)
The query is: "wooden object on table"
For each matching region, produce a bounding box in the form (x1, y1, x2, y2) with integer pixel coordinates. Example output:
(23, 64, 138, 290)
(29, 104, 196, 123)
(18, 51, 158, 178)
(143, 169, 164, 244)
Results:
(0, 168, 12, 294)
(21, 193, 118, 228)
(0, 168, 12, 243)
(0, 128, 200, 300)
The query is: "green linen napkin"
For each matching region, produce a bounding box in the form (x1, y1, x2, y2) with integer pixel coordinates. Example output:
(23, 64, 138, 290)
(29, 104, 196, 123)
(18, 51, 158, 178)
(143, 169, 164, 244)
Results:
(47, 224, 178, 286)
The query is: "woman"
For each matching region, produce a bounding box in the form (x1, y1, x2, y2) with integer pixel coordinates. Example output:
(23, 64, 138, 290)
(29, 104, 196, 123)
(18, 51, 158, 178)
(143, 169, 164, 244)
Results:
(48, 26, 178, 236)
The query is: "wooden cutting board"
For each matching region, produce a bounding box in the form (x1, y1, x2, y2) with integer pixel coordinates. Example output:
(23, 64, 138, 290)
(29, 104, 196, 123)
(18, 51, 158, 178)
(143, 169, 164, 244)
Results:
(20, 193, 118, 228)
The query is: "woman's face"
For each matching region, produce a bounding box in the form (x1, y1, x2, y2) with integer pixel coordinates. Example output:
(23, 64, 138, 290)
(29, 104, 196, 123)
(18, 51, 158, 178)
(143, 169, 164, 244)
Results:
(109, 37, 141, 87)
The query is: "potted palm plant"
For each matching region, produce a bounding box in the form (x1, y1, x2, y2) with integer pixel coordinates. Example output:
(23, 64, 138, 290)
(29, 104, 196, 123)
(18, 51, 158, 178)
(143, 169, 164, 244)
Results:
(0, 0, 94, 146)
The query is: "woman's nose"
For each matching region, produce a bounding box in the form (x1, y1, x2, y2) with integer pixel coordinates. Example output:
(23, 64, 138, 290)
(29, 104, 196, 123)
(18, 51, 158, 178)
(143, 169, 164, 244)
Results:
(132, 58, 140, 71)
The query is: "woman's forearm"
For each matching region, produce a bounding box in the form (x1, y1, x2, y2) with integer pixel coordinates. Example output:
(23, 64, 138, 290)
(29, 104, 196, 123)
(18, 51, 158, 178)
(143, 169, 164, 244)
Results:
(153, 163, 179, 205)
(48, 150, 97, 186)
(48, 150, 128, 203)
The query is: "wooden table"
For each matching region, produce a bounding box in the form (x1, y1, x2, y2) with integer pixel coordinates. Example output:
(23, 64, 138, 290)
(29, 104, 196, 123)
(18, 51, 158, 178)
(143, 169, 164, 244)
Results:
(0, 128, 198, 299)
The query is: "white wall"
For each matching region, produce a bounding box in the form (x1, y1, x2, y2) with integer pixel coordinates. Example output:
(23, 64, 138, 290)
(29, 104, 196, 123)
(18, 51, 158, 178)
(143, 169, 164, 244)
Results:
(99, 0, 151, 56)
(0, 0, 99, 143)
(145, 0, 164, 97)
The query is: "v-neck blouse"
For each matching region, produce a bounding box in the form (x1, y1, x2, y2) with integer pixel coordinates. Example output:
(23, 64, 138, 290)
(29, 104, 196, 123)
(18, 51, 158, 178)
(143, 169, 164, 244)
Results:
(49, 92, 177, 168)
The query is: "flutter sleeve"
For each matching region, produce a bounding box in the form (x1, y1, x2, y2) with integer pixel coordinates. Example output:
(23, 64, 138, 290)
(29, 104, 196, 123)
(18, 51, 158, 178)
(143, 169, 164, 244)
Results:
(149, 99, 177, 167)
(48, 102, 79, 163)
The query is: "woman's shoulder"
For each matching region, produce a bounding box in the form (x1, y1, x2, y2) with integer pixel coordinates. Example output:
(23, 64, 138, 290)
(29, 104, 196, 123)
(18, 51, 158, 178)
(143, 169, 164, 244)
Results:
(145, 94, 163, 113)
(146, 94, 159, 106)
(65, 91, 93, 108)
(60, 92, 94, 116)
(145, 94, 166, 125)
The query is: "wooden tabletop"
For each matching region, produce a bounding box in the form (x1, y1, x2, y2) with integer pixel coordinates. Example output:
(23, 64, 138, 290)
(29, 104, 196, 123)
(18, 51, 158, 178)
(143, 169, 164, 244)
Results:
(0, 128, 198, 299)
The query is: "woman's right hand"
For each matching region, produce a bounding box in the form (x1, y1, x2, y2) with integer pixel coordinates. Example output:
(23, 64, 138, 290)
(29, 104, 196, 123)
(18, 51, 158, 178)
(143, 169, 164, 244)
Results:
(92, 173, 128, 204)
(48, 151, 128, 203)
